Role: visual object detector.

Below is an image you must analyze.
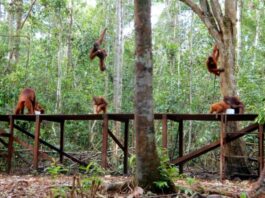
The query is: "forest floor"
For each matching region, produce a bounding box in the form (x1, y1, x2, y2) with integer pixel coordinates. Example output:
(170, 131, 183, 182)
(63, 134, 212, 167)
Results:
(0, 173, 256, 197)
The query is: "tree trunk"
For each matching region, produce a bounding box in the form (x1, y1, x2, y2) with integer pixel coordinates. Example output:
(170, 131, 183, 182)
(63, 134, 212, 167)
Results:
(113, 0, 124, 156)
(180, 0, 250, 178)
(187, 13, 194, 153)
(67, 0, 73, 71)
(252, 6, 260, 69)
(55, 15, 63, 113)
(236, 0, 242, 68)
(248, 166, 265, 197)
(134, 0, 175, 192)
(13, 0, 23, 63)
(7, 0, 15, 72)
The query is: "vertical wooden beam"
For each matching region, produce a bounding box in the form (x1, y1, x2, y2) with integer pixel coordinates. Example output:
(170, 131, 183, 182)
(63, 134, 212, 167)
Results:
(124, 120, 129, 174)
(220, 115, 226, 181)
(59, 120, 65, 163)
(33, 115, 41, 170)
(179, 120, 183, 174)
(258, 124, 264, 174)
(101, 114, 108, 169)
(7, 116, 14, 173)
(162, 114, 168, 149)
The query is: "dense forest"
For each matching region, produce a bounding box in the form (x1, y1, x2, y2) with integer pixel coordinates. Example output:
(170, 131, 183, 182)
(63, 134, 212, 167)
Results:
(0, 0, 265, 197)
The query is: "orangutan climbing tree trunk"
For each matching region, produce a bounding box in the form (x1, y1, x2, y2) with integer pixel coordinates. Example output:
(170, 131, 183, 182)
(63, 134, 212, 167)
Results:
(179, 0, 250, 178)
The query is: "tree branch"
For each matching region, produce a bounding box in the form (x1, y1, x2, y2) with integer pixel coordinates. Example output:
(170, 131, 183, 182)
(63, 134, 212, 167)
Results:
(199, 0, 219, 31)
(180, 0, 222, 42)
(210, 0, 224, 32)
(20, 0, 37, 29)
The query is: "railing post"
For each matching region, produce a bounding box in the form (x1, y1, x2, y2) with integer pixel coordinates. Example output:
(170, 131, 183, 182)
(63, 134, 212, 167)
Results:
(179, 120, 183, 174)
(60, 120, 65, 163)
(101, 114, 108, 169)
(259, 124, 264, 174)
(33, 115, 41, 170)
(162, 114, 168, 149)
(7, 115, 14, 173)
(220, 114, 226, 181)
(124, 120, 129, 174)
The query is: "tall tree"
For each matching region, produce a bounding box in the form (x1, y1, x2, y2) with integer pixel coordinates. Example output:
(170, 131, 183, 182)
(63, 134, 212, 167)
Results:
(113, 0, 124, 155)
(134, 0, 175, 192)
(179, 0, 250, 178)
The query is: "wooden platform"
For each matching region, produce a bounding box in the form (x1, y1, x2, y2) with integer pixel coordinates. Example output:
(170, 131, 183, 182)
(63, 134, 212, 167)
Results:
(0, 113, 263, 179)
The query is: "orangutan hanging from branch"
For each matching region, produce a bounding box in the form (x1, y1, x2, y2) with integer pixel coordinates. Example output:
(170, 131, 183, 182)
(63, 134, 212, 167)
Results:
(89, 28, 108, 72)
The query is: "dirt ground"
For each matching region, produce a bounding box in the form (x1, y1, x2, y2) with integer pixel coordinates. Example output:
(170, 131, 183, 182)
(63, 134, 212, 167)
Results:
(0, 173, 256, 198)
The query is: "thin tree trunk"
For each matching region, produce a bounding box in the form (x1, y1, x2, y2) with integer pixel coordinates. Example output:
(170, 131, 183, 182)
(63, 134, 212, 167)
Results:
(56, 16, 63, 113)
(113, 0, 124, 156)
(187, 13, 194, 153)
(67, 0, 73, 71)
(14, 0, 23, 63)
(236, 0, 242, 68)
(252, 7, 260, 69)
(7, 0, 15, 72)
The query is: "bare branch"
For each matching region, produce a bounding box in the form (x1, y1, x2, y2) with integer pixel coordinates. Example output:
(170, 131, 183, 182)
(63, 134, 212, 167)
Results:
(199, 0, 219, 31)
(210, 0, 224, 32)
(20, 0, 37, 29)
(180, 0, 204, 17)
(180, 0, 222, 42)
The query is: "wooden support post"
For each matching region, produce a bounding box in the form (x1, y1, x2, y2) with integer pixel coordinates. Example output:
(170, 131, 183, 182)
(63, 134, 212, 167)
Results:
(179, 120, 183, 174)
(60, 121, 65, 163)
(7, 116, 14, 173)
(33, 115, 41, 170)
(162, 114, 168, 149)
(101, 114, 108, 169)
(258, 124, 264, 174)
(220, 115, 226, 181)
(124, 120, 129, 174)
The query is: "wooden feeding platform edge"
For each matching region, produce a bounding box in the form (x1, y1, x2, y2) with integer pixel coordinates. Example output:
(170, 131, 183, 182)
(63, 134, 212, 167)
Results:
(0, 113, 263, 180)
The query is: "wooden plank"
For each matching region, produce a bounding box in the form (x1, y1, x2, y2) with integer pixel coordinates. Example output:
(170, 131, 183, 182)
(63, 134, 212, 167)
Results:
(124, 120, 129, 174)
(259, 124, 264, 174)
(171, 123, 259, 165)
(101, 114, 108, 169)
(33, 115, 41, 169)
(7, 116, 14, 173)
(179, 120, 183, 174)
(162, 115, 168, 149)
(60, 121, 65, 163)
(0, 113, 257, 123)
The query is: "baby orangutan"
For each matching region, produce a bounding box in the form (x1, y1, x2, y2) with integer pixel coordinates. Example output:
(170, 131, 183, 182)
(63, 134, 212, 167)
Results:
(15, 88, 44, 115)
(209, 101, 230, 114)
(93, 96, 108, 114)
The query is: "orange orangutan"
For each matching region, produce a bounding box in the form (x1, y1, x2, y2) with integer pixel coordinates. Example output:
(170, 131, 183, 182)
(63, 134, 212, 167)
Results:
(206, 44, 224, 76)
(89, 28, 108, 71)
(93, 96, 108, 114)
(15, 88, 44, 115)
(209, 101, 230, 114)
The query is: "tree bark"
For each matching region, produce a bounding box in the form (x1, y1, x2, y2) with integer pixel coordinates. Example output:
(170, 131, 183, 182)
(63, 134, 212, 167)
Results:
(7, 0, 15, 72)
(113, 0, 124, 156)
(134, 0, 175, 192)
(248, 166, 265, 197)
(55, 15, 63, 113)
(14, 0, 23, 63)
(180, 0, 250, 178)
(67, 0, 73, 71)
